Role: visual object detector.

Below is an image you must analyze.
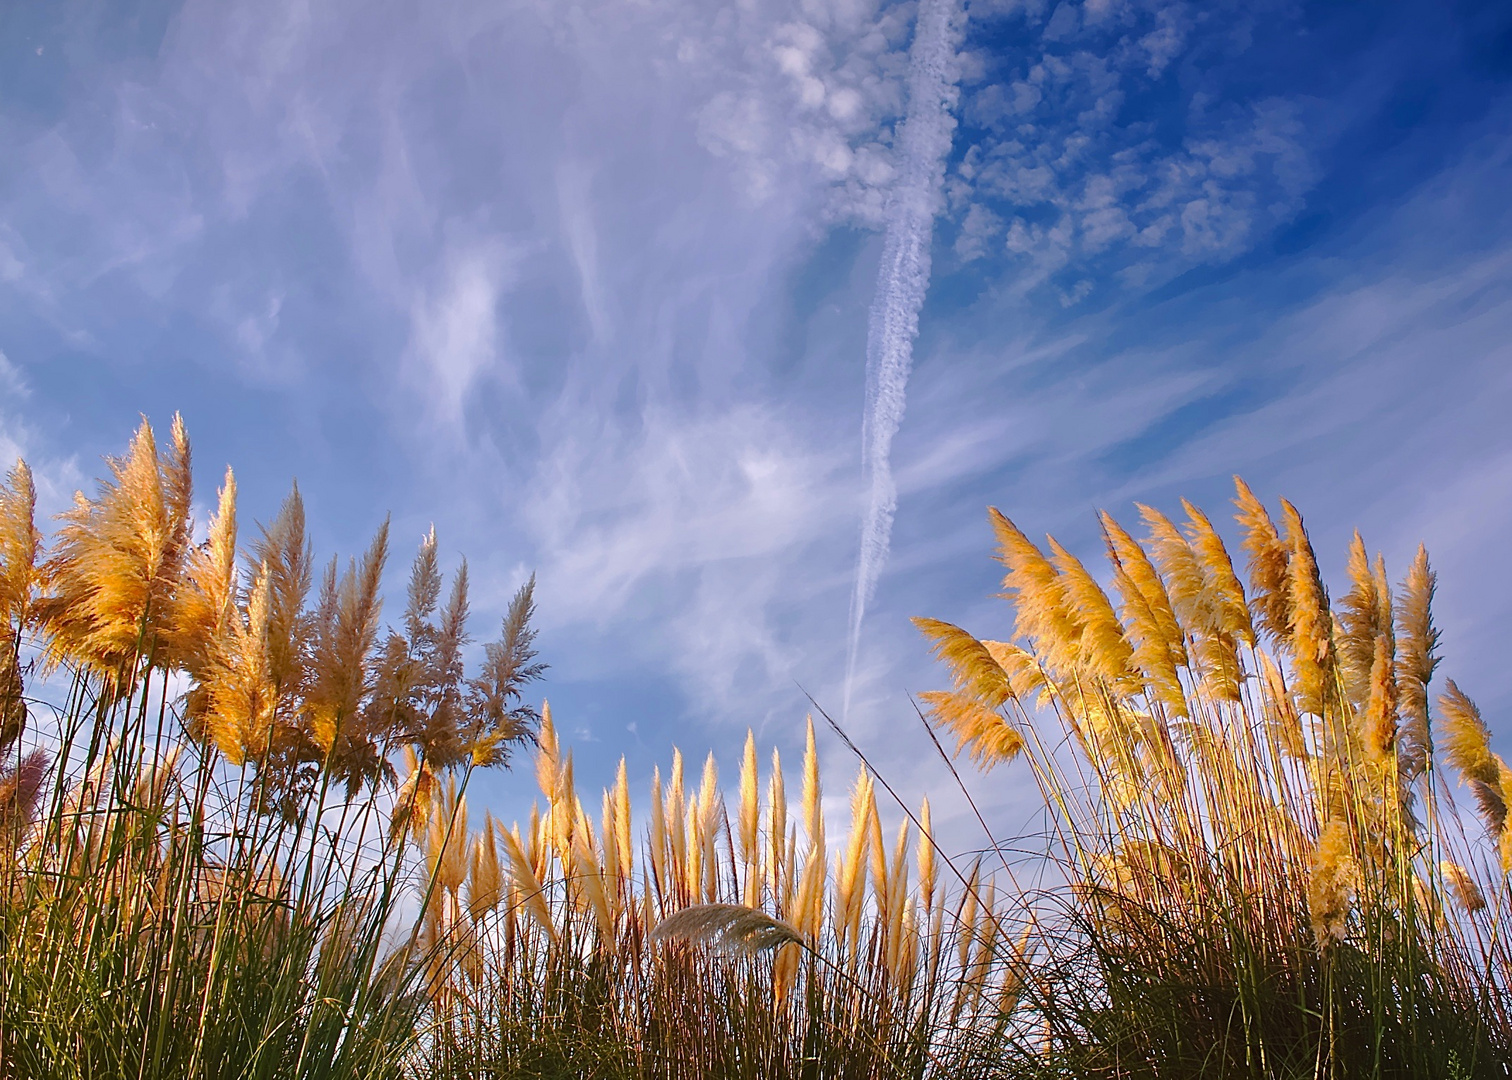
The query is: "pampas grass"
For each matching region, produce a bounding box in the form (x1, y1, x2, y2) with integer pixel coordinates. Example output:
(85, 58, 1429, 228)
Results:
(7, 417, 1511, 1080)
(0, 416, 544, 1078)
(0, 417, 1019, 1080)
(915, 477, 1512, 1078)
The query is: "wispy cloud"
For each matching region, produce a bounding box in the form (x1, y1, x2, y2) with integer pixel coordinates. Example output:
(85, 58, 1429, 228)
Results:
(405, 239, 518, 430)
(0, 354, 82, 514)
(523, 402, 852, 713)
(845, 0, 967, 718)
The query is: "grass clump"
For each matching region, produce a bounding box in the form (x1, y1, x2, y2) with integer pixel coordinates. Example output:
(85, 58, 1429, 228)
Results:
(0, 416, 542, 1079)
(915, 481, 1512, 1078)
(409, 713, 1024, 1078)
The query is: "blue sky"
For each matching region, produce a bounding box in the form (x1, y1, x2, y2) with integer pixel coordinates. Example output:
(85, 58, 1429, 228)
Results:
(2, 0, 1511, 843)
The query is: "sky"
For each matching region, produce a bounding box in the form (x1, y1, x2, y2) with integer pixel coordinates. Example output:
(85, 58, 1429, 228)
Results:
(2, 0, 1511, 851)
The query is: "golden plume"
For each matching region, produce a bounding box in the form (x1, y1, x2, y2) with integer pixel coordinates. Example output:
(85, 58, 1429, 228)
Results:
(390, 745, 438, 846)
(40, 415, 194, 680)
(666, 748, 687, 897)
(917, 796, 937, 918)
(0, 460, 38, 751)
(1439, 681, 1508, 843)
(835, 766, 873, 952)
(1142, 504, 1242, 702)
(1281, 500, 1334, 715)
(535, 702, 560, 805)
(695, 751, 722, 903)
(1257, 651, 1308, 760)
(913, 618, 1027, 766)
(0, 460, 39, 632)
(1441, 860, 1486, 914)
(917, 690, 1025, 767)
(1101, 511, 1187, 715)
(247, 484, 313, 697)
(467, 815, 504, 921)
(912, 617, 1016, 708)
(427, 780, 469, 896)
(739, 730, 761, 907)
(1362, 633, 1399, 768)
(1337, 532, 1384, 707)
(989, 508, 1081, 675)
(612, 757, 633, 892)
(1232, 477, 1293, 646)
(767, 747, 787, 910)
(802, 717, 823, 862)
(1180, 498, 1255, 648)
(883, 818, 911, 982)
(1307, 819, 1356, 950)
(1395, 544, 1439, 782)
(204, 568, 278, 767)
(172, 467, 239, 735)
(305, 519, 390, 789)
(648, 765, 668, 898)
(981, 640, 1048, 701)
(498, 820, 556, 940)
(1048, 537, 1137, 690)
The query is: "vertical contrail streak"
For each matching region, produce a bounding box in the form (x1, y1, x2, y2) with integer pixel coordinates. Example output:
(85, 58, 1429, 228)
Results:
(843, 0, 966, 721)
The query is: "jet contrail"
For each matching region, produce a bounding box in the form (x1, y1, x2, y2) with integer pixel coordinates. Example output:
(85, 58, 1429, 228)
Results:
(843, 0, 966, 720)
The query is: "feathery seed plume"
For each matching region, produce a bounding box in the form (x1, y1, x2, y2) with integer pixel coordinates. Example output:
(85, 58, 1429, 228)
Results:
(912, 617, 1015, 708)
(1442, 860, 1486, 914)
(0, 460, 39, 633)
(498, 821, 556, 940)
(918, 796, 937, 917)
(41, 416, 194, 681)
(650, 902, 805, 955)
(467, 818, 504, 921)
(1338, 532, 1384, 707)
(1396, 544, 1439, 782)
(1233, 477, 1293, 645)
(802, 717, 823, 860)
(0, 461, 38, 750)
(767, 747, 787, 906)
(1281, 500, 1333, 714)
(739, 730, 760, 906)
(1143, 504, 1243, 701)
(989, 509, 1082, 675)
(1101, 511, 1187, 715)
(1181, 499, 1255, 647)
(1439, 680, 1507, 840)
(1308, 819, 1356, 950)
(1363, 633, 1399, 767)
(1049, 537, 1137, 690)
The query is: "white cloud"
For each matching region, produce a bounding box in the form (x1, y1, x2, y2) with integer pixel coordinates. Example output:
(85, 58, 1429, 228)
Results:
(0, 354, 83, 514)
(947, 4, 1316, 293)
(406, 240, 517, 429)
(521, 402, 854, 719)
